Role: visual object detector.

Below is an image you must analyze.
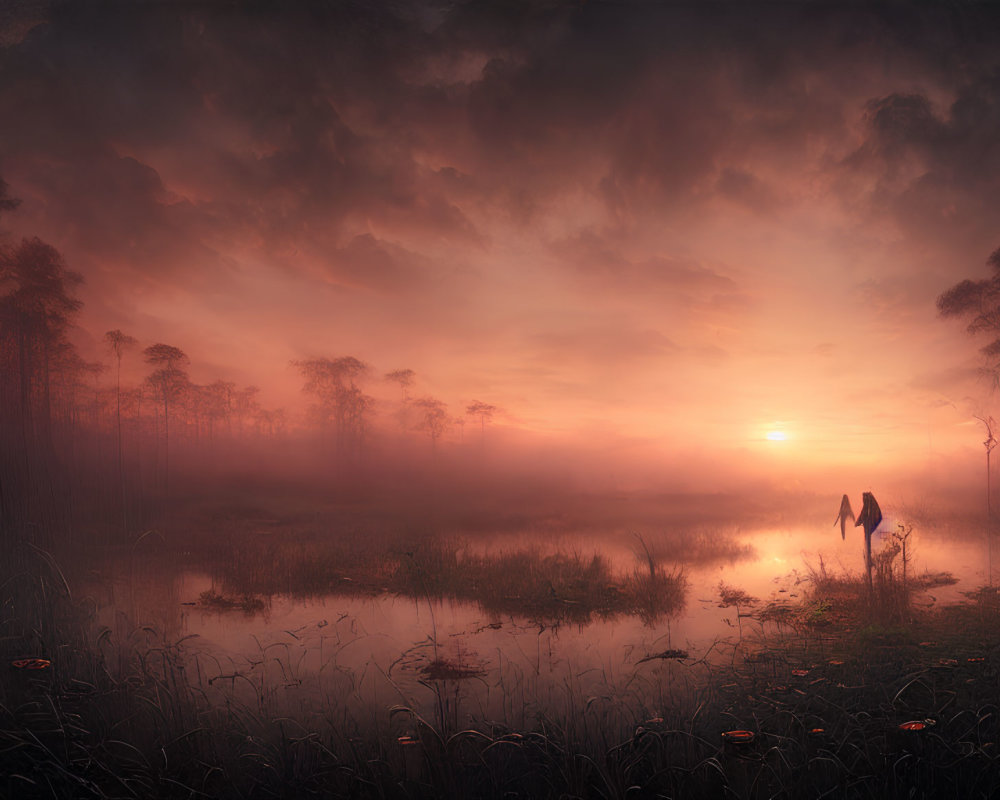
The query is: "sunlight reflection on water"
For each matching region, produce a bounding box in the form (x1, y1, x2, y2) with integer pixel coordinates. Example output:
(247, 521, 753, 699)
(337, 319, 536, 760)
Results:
(89, 514, 992, 724)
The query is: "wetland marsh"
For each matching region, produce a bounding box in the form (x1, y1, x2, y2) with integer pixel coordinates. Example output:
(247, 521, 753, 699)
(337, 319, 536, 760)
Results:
(4, 484, 997, 799)
(7, 4, 1000, 796)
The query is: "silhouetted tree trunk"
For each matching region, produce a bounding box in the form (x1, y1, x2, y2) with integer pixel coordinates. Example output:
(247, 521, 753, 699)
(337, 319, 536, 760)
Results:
(1, 237, 83, 542)
(143, 344, 189, 500)
(106, 330, 138, 536)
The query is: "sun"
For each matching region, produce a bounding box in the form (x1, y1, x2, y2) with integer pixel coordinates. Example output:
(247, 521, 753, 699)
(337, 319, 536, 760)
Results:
(766, 431, 787, 441)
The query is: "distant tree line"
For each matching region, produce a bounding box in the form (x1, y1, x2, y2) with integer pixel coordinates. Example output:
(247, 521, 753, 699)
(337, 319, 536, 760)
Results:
(0, 178, 501, 545)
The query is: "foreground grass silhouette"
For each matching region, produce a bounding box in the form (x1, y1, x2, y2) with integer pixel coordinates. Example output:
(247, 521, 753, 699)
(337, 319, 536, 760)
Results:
(5, 531, 1000, 799)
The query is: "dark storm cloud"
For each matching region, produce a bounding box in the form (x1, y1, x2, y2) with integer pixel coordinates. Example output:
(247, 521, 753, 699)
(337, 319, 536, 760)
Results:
(0, 0, 48, 47)
(12, 150, 230, 285)
(844, 68, 1000, 255)
(2, 0, 1000, 460)
(4, 2, 1000, 259)
(0, 2, 481, 285)
(437, 4, 985, 208)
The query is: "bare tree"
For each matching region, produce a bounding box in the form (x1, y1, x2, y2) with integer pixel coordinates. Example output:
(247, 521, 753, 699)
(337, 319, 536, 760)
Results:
(233, 385, 260, 438)
(207, 380, 236, 436)
(82, 360, 107, 427)
(183, 383, 210, 442)
(294, 357, 372, 461)
(105, 330, 137, 532)
(466, 400, 498, 446)
(194, 381, 231, 441)
(414, 397, 450, 451)
(0, 238, 84, 452)
(254, 407, 287, 438)
(0, 237, 83, 537)
(385, 368, 416, 401)
(937, 246, 1000, 387)
(976, 415, 997, 586)
(48, 344, 93, 439)
(938, 249, 1000, 585)
(143, 344, 190, 493)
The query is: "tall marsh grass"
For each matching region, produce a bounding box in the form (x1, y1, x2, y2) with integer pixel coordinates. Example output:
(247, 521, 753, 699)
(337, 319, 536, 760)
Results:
(806, 530, 957, 626)
(8, 524, 1000, 798)
(209, 535, 689, 625)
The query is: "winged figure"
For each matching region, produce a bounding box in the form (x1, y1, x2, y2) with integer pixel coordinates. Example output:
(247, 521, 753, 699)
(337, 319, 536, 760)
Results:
(855, 491, 882, 586)
(833, 494, 855, 540)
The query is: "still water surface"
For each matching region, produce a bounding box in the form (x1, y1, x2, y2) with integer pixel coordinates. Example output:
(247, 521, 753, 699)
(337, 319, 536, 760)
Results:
(85, 510, 991, 725)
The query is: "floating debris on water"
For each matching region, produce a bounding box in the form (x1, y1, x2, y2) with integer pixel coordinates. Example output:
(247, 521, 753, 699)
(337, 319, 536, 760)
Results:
(420, 658, 486, 681)
(637, 648, 689, 663)
(899, 719, 936, 732)
(721, 730, 755, 746)
(11, 658, 51, 670)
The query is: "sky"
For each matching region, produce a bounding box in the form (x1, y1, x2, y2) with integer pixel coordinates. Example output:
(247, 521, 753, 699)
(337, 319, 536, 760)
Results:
(2, 1, 1000, 487)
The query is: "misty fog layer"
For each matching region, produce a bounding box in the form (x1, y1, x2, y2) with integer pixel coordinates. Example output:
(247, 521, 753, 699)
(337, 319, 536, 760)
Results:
(8, 8, 1000, 799)
(2, 2, 1000, 496)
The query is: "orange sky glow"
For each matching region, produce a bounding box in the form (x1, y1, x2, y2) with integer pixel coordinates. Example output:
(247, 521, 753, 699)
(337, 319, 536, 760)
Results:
(3, 2, 1000, 493)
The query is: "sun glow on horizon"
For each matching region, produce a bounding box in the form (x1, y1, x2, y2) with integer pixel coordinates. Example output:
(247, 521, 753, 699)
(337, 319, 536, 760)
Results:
(766, 431, 787, 441)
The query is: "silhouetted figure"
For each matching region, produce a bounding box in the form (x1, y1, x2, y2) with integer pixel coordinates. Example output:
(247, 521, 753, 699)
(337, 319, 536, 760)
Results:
(834, 494, 855, 540)
(855, 491, 882, 592)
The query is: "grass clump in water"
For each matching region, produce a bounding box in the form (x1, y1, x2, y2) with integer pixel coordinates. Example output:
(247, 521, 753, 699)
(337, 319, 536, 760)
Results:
(804, 534, 957, 628)
(209, 533, 689, 625)
(198, 588, 267, 614)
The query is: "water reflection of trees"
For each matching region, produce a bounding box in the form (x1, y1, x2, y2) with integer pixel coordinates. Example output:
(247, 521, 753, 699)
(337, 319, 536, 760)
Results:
(208, 536, 689, 626)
